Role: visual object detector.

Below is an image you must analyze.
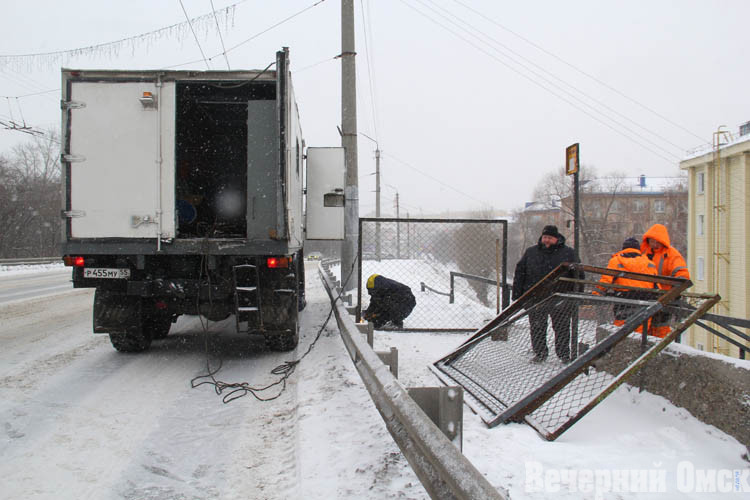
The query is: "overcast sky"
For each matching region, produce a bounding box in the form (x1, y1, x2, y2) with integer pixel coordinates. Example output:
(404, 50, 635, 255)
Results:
(1, 0, 748, 215)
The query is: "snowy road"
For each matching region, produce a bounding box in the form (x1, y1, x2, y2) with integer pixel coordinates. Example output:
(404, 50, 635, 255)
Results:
(0, 267, 71, 304)
(1, 264, 748, 499)
(0, 264, 423, 500)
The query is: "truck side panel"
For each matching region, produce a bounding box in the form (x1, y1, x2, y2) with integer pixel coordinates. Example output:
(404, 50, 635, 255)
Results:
(68, 81, 176, 239)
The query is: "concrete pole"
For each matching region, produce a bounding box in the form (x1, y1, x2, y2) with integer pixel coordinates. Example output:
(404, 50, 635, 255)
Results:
(341, 0, 359, 292)
(375, 147, 381, 261)
(395, 192, 401, 259)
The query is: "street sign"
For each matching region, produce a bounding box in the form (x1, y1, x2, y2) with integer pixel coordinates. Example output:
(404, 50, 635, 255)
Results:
(566, 143, 579, 175)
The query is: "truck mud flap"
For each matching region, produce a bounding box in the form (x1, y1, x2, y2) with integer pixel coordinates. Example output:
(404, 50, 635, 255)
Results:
(94, 290, 142, 334)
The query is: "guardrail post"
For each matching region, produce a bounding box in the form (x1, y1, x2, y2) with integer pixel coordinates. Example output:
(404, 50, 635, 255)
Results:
(407, 386, 463, 451)
(354, 322, 374, 347)
(376, 347, 398, 378)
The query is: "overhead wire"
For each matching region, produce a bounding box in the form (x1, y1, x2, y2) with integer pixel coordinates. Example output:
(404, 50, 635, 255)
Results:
(210, 0, 232, 70)
(381, 151, 494, 209)
(360, 0, 379, 142)
(397, 0, 679, 165)
(178, 0, 212, 69)
(449, 0, 708, 147)
(421, 0, 687, 156)
(164, 0, 329, 69)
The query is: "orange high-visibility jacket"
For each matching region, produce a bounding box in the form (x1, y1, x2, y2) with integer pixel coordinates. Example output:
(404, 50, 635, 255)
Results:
(598, 248, 657, 292)
(640, 224, 690, 288)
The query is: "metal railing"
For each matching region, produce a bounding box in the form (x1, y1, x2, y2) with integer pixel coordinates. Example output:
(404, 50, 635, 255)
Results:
(318, 259, 507, 500)
(0, 257, 61, 267)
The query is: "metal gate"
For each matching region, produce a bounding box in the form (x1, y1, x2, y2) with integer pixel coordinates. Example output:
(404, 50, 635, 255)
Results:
(357, 218, 508, 332)
(432, 264, 719, 440)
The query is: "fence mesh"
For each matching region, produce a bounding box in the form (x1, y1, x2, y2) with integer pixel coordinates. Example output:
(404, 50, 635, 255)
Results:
(433, 264, 716, 440)
(357, 218, 508, 331)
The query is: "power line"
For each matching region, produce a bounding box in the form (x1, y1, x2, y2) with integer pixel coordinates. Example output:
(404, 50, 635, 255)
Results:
(360, 0, 379, 142)
(398, 0, 679, 165)
(448, 0, 708, 146)
(178, 0, 211, 70)
(210, 0, 231, 70)
(165, 0, 329, 70)
(421, 0, 687, 155)
(381, 151, 494, 209)
(0, 88, 58, 99)
(293, 55, 336, 74)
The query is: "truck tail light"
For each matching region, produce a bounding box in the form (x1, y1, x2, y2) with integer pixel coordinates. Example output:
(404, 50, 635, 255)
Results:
(266, 256, 291, 269)
(64, 256, 85, 267)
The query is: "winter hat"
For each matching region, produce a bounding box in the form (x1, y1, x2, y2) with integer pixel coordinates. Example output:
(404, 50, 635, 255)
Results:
(541, 225, 560, 238)
(622, 237, 640, 250)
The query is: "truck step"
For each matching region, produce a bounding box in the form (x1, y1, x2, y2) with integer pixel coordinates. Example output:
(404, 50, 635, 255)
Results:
(233, 264, 257, 269)
(238, 306, 259, 312)
(236, 286, 257, 292)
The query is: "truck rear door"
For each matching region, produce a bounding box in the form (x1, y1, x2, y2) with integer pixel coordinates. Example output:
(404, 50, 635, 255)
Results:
(64, 78, 176, 239)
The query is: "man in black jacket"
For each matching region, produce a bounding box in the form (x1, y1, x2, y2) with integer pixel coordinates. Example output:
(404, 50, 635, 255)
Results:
(363, 274, 416, 330)
(512, 225, 578, 362)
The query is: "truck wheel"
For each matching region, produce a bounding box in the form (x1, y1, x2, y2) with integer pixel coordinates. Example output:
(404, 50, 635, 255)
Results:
(109, 327, 152, 352)
(266, 325, 299, 351)
(145, 314, 172, 340)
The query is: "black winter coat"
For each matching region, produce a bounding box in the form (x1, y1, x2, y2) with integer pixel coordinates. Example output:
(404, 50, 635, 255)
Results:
(365, 275, 415, 319)
(512, 234, 578, 301)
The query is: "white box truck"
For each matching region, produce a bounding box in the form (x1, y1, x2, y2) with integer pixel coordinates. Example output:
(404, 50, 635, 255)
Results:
(60, 48, 344, 352)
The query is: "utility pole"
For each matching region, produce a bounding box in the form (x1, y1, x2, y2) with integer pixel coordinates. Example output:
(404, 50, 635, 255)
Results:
(361, 132, 381, 261)
(375, 146, 381, 261)
(395, 192, 400, 259)
(341, 0, 359, 292)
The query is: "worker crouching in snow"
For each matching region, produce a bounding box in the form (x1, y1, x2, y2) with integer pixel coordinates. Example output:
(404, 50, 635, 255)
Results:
(641, 224, 690, 338)
(595, 237, 658, 333)
(363, 274, 416, 330)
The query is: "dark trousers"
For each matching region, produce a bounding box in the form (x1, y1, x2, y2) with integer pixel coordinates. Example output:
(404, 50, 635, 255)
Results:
(529, 309, 571, 360)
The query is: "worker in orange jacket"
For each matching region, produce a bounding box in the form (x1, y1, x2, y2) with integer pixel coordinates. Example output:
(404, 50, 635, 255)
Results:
(641, 224, 690, 337)
(596, 238, 658, 332)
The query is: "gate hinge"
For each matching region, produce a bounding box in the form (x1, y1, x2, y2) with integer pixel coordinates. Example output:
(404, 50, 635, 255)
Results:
(62, 210, 86, 218)
(61, 154, 86, 163)
(60, 100, 86, 110)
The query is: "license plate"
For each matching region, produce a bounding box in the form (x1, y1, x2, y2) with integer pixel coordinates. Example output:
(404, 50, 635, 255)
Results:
(83, 268, 131, 279)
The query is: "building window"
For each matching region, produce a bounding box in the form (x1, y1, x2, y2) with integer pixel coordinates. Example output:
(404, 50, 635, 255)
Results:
(697, 172, 705, 194)
(697, 256, 705, 281)
(697, 214, 704, 236)
(654, 199, 666, 213)
(633, 199, 646, 213)
(610, 200, 621, 213)
(696, 343, 705, 351)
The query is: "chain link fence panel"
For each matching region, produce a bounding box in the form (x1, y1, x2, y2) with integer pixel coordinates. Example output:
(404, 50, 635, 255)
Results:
(433, 264, 717, 440)
(357, 218, 508, 332)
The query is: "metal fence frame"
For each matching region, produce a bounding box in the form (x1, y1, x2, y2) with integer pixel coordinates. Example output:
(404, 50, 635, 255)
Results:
(432, 263, 719, 440)
(356, 217, 509, 330)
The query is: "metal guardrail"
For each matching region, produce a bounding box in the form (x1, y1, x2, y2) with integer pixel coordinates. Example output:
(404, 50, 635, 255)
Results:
(318, 259, 507, 500)
(0, 257, 61, 266)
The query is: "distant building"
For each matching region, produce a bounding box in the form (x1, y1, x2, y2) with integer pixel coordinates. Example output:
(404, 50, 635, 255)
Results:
(680, 125, 750, 358)
(559, 176, 687, 266)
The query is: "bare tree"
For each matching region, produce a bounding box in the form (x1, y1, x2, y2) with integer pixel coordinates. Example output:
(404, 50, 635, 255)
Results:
(0, 130, 61, 258)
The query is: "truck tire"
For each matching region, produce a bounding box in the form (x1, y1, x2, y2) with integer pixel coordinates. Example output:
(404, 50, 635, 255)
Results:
(109, 328, 152, 352)
(266, 325, 299, 351)
(95, 289, 153, 352)
(145, 314, 172, 340)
